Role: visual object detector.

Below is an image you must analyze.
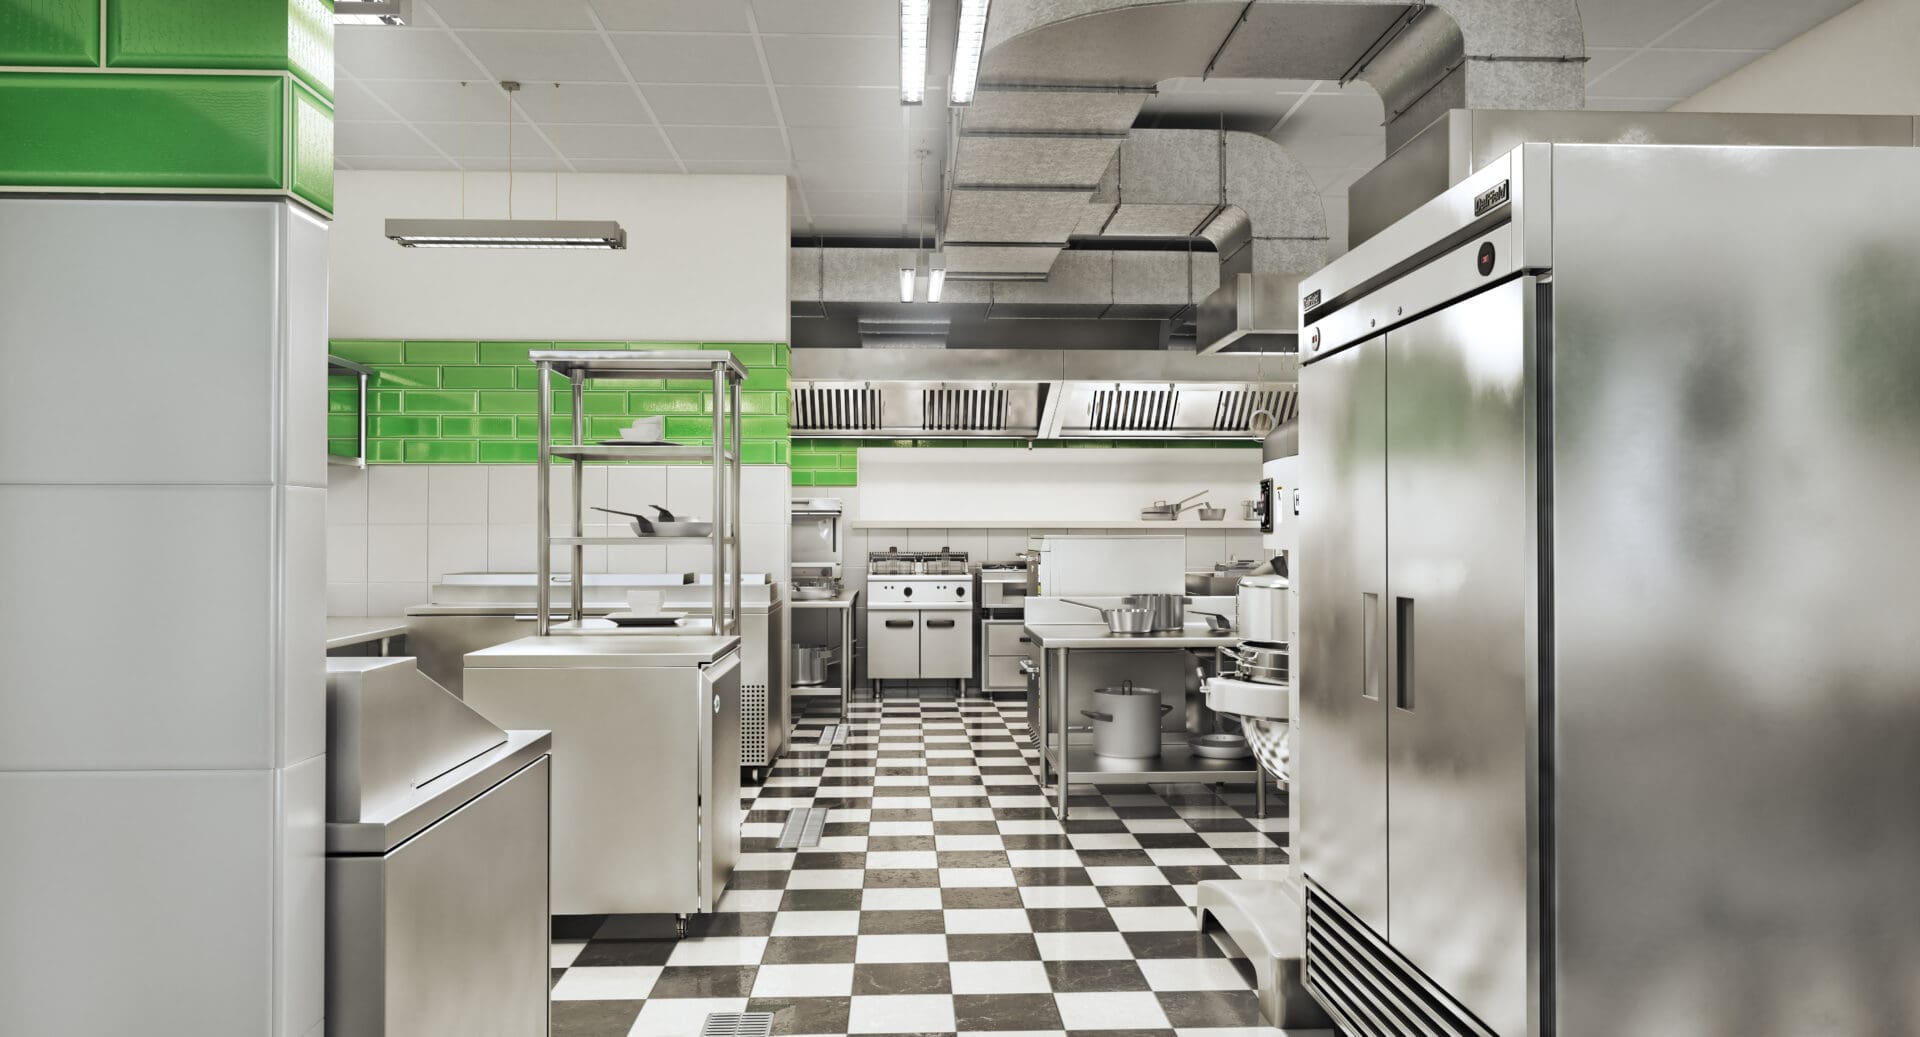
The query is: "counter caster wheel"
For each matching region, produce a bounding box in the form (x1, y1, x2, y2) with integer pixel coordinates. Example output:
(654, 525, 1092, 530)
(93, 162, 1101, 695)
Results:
(674, 914, 689, 939)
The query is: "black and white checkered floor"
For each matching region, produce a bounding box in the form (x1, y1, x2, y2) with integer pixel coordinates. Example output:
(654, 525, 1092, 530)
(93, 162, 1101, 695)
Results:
(548, 695, 1311, 1037)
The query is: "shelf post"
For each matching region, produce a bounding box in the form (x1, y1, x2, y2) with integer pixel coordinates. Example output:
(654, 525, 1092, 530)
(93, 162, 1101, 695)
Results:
(730, 374, 743, 635)
(572, 373, 586, 624)
(711, 361, 726, 632)
(536, 360, 553, 635)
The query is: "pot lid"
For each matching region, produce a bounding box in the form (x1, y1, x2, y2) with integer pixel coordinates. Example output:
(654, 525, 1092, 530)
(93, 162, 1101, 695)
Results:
(1094, 682, 1161, 696)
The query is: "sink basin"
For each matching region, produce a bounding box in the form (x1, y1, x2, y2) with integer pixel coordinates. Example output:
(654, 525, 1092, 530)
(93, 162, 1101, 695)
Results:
(1206, 674, 1288, 720)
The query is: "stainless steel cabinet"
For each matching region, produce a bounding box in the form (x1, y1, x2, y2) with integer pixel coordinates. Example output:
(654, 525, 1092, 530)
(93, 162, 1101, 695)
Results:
(919, 613, 973, 678)
(868, 612, 922, 679)
(868, 609, 974, 680)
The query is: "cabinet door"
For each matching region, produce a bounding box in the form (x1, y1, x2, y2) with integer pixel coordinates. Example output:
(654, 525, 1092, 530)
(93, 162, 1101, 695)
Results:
(1299, 334, 1390, 936)
(1384, 277, 1533, 1037)
(919, 613, 974, 679)
(700, 654, 743, 911)
(867, 611, 920, 678)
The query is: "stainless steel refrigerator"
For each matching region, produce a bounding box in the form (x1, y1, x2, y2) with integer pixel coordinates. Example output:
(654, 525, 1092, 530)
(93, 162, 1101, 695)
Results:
(1297, 141, 1920, 1037)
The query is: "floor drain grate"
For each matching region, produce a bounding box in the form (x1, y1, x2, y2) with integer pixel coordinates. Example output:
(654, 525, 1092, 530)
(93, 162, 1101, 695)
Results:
(818, 722, 850, 746)
(701, 1011, 773, 1037)
(777, 806, 830, 849)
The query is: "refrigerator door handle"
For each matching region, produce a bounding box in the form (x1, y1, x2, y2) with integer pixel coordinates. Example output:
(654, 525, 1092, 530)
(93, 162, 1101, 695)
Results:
(1394, 596, 1415, 712)
(1362, 591, 1382, 701)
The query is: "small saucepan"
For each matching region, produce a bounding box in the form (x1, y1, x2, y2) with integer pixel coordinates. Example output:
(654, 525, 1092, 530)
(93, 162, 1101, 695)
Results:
(592, 504, 713, 538)
(1064, 599, 1156, 635)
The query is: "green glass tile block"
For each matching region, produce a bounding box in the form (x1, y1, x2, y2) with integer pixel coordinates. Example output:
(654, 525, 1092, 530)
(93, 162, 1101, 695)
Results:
(740, 442, 776, 465)
(630, 390, 706, 415)
(441, 416, 516, 438)
(790, 471, 816, 487)
(478, 441, 537, 463)
(442, 367, 516, 390)
(367, 439, 404, 463)
(791, 453, 836, 470)
(369, 390, 403, 413)
(327, 389, 358, 414)
(372, 366, 438, 388)
(733, 393, 780, 416)
(743, 367, 789, 392)
(401, 390, 477, 414)
(627, 341, 700, 351)
(405, 439, 477, 463)
(107, 0, 283, 71)
(329, 340, 403, 364)
(512, 367, 545, 390)
(708, 343, 776, 366)
(588, 376, 662, 391)
(326, 373, 357, 389)
(581, 391, 628, 415)
(0, 72, 283, 189)
(664, 416, 715, 439)
(405, 340, 478, 364)
(773, 441, 790, 464)
(516, 416, 574, 439)
(479, 342, 548, 365)
(553, 341, 627, 351)
(479, 391, 537, 414)
(812, 470, 857, 487)
(0, 0, 100, 66)
(327, 438, 359, 458)
(373, 415, 437, 437)
(741, 416, 789, 439)
(287, 0, 332, 99)
(775, 343, 791, 366)
(326, 414, 358, 438)
(289, 80, 332, 213)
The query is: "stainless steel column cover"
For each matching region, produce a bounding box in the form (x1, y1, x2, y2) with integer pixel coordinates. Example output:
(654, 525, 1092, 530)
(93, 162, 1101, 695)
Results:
(1299, 332, 1390, 938)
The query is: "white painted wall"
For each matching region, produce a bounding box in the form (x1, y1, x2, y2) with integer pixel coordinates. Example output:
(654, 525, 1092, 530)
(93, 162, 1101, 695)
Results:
(329, 171, 789, 342)
(1672, 0, 1920, 115)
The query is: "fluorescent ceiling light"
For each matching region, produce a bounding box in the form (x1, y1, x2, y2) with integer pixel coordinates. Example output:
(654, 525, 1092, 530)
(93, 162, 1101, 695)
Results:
(951, 0, 990, 104)
(899, 266, 917, 303)
(385, 219, 627, 250)
(927, 252, 946, 302)
(335, 0, 410, 25)
(900, 0, 929, 104)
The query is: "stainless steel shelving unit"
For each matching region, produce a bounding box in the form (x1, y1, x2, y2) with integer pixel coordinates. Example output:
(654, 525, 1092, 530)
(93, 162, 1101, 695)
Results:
(532, 350, 747, 636)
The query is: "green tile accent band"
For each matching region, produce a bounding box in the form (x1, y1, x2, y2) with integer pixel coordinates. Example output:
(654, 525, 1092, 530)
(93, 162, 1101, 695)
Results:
(105, 0, 334, 100)
(290, 79, 333, 212)
(331, 340, 792, 464)
(0, 72, 285, 190)
(789, 436, 1257, 486)
(0, 0, 100, 66)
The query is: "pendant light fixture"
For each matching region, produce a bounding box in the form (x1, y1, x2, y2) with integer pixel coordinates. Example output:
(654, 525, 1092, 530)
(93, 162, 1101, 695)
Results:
(899, 148, 942, 302)
(386, 82, 627, 250)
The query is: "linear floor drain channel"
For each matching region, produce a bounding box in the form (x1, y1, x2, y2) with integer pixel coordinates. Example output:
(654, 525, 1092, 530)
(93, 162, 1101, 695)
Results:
(701, 1011, 773, 1037)
(817, 722, 849, 746)
(775, 807, 830, 849)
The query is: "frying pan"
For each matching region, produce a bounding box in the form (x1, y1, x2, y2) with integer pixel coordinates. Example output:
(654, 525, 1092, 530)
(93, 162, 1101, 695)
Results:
(592, 504, 714, 538)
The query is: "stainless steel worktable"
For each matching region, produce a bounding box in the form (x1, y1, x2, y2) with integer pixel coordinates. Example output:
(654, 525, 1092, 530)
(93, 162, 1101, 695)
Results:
(1025, 622, 1255, 819)
(325, 616, 409, 653)
(791, 588, 860, 718)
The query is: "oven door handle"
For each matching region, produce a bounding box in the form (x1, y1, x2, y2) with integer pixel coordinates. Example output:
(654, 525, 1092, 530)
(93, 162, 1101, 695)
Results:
(884, 619, 914, 629)
(925, 618, 957, 629)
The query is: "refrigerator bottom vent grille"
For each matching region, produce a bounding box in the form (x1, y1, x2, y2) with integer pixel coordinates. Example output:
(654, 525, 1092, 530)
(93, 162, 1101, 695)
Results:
(741, 682, 768, 766)
(700, 1011, 774, 1037)
(1303, 883, 1494, 1037)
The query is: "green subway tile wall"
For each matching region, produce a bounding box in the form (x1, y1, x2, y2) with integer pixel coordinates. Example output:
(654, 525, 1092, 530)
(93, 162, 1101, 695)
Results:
(0, 0, 332, 215)
(789, 437, 1257, 487)
(328, 340, 793, 465)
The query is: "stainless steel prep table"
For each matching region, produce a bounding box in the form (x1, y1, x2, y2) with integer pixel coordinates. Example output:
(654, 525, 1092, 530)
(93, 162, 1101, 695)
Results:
(1025, 621, 1253, 819)
(325, 616, 408, 655)
(790, 587, 860, 718)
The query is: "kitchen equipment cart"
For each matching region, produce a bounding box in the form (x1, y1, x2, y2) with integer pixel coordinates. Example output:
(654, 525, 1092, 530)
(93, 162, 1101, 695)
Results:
(531, 350, 747, 637)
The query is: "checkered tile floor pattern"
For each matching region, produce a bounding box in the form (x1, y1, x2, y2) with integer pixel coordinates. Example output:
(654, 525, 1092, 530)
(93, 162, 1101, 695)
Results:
(549, 695, 1313, 1037)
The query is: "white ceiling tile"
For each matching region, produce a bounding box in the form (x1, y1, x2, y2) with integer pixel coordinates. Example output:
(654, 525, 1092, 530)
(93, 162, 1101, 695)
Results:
(363, 79, 512, 122)
(1574, 0, 1714, 48)
(340, 154, 459, 170)
(611, 33, 767, 84)
(750, 0, 894, 36)
(415, 118, 558, 159)
(761, 34, 895, 86)
(454, 155, 572, 172)
(680, 158, 799, 174)
(427, 0, 597, 29)
(331, 77, 389, 120)
(456, 29, 629, 82)
(334, 121, 442, 157)
(775, 85, 907, 126)
(788, 126, 908, 164)
(1582, 95, 1680, 111)
(512, 82, 652, 123)
(664, 125, 791, 161)
(335, 26, 489, 79)
(643, 84, 780, 125)
(589, 0, 751, 32)
(1661, 0, 1859, 49)
(1583, 47, 1637, 84)
(542, 123, 674, 159)
(568, 158, 689, 173)
(1588, 47, 1766, 97)
(805, 189, 909, 215)
(807, 214, 912, 235)
(795, 161, 909, 193)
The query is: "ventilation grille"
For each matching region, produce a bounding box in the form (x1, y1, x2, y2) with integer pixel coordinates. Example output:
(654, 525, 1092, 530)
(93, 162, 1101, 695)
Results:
(793, 386, 882, 432)
(776, 806, 830, 849)
(1303, 883, 1495, 1037)
(921, 387, 1010, 432)
(701, 1011, 774, 1037)
(741, 683, 768, 766)
(1214, 388, 1299, 431)
(1088, 387, 1180, 432)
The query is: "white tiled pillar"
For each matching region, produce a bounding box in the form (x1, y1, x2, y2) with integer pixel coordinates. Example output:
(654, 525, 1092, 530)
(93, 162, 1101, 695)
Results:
(0, 198, 327, 1036)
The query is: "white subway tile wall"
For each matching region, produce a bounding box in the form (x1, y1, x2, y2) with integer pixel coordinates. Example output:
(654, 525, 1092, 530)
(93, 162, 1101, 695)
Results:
(326, 464, 793, 616)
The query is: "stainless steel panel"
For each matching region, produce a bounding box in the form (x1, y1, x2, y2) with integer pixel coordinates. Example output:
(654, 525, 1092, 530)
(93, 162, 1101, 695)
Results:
(867, 612, 921, 679)
(327, 756, 550, 1037)
(1548, 144, 1920, 1036)
(324, 657, 506, 823)
(985, 654, 1026, 690)
(1299, 334, 1389, 935)
(986, 622, 1030, 656)
(919, 613, 976, 680)
(701, 655, 743, 910)
(1384, 277, 1533, 1037)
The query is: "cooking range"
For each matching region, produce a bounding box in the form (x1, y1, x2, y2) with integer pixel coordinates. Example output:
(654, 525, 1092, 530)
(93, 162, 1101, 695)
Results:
(865, 549, 973, 693)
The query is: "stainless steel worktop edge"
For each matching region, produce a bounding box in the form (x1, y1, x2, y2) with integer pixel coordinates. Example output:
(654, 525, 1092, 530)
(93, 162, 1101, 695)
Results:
(1023, 623, 1242, 650)
(327, 729, 552, 855)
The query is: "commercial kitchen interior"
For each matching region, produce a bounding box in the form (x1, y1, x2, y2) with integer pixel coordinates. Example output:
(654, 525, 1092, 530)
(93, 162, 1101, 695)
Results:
(4, 1, 1920, 1035)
